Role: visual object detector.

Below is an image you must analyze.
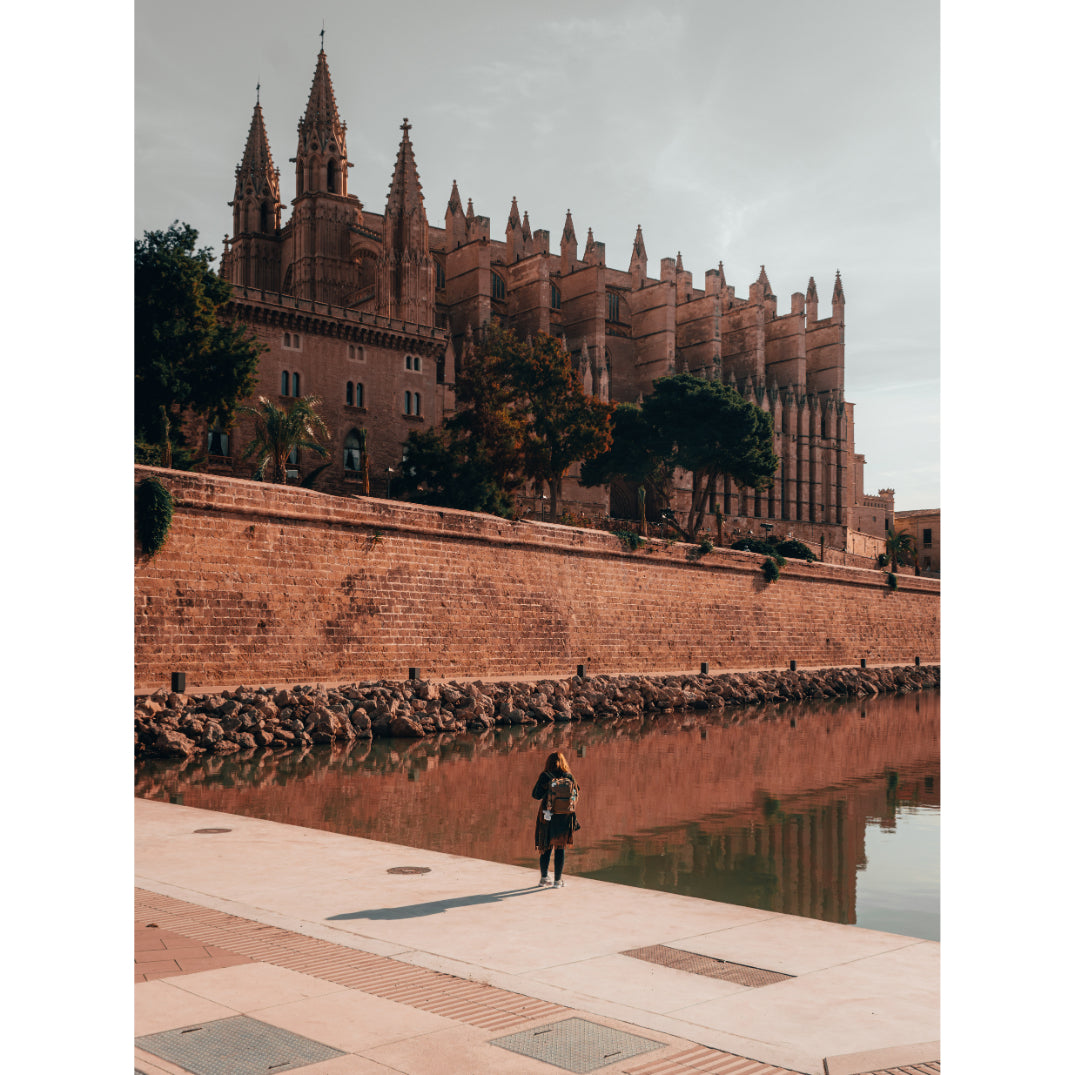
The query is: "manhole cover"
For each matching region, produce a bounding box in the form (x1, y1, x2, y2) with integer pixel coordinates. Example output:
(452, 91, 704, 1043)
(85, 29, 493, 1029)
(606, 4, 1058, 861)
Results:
(622, 945, 792, 987)
(490, 1017, 663, 1073)
(193, 828, 232, 834)
(136, 1015, 343, 1075)
(386, 866, 431, 874)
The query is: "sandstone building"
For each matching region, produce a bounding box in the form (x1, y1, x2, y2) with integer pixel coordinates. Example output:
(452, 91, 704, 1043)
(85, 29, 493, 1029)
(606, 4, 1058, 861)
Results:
(214, 47, 894, 552)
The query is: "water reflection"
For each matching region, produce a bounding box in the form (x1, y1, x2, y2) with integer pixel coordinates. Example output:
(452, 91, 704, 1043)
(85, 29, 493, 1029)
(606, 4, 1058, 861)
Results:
(136, 689, 939, 939)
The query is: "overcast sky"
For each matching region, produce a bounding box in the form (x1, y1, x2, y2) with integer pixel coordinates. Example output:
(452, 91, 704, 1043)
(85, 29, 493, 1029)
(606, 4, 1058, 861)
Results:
(135, 0, 940, 510)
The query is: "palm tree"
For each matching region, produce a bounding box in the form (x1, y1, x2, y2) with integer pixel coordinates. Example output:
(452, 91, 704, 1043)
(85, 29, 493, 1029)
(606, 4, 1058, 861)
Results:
(884, 525, 916, 575)
(239, 395, 331, 484)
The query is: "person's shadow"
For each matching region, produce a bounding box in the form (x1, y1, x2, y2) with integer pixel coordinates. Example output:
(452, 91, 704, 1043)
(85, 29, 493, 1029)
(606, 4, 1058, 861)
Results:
(327, 886, 544, 920)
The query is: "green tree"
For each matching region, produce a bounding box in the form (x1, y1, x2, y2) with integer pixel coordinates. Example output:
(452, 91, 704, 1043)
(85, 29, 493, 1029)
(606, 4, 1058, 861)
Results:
(395, 323, 612, 518)
(884, 526, 917, 575)
(135, 222, 263, 466)
(579, 402, 670, 537)
(238, 395, 331, 484)
(582, 373, 778, 540)
(503, 327, 614, 519)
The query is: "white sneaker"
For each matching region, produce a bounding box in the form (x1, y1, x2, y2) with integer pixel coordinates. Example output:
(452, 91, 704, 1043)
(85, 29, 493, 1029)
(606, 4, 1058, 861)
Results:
(554, 879, 565, 888)
(538, 876, 552, 887)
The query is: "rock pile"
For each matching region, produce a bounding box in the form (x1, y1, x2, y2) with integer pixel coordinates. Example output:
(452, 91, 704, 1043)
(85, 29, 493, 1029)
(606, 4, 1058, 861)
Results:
(135, 664, 939, 760)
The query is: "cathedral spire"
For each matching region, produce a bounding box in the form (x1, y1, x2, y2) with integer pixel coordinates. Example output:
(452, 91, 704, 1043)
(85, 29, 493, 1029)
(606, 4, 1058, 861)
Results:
(378, 118, 434, 326)
(230, 96, 281, 235)
(832, 270, 845, 304)
(561, 209, 577, 264)
(293, 47, 348, 197)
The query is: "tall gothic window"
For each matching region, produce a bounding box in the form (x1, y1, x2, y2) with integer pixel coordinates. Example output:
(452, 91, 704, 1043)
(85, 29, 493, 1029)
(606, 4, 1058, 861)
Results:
(551, 283, 561, 310)
(292, 372, 300, 396)
(208, 427, 229, 457)
(492, 272, 506, 302)
(435, 260, 445, 290)
(327, 158, 339, 193)
(606, 291, 621, 322)
(346, 381, 354, 406)
(343, 430, 362, 472)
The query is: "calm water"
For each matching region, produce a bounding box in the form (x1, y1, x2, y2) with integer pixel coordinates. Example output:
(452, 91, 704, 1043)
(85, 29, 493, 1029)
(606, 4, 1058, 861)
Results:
(136, 688, 940, 940)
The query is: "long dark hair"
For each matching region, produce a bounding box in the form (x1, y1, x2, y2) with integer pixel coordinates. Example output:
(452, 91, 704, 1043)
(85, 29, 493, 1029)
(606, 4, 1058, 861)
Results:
(544, 751, 573, 777)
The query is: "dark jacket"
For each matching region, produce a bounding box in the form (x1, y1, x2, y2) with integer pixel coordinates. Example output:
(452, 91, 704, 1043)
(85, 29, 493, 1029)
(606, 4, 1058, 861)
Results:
(532, 770, 580, 848)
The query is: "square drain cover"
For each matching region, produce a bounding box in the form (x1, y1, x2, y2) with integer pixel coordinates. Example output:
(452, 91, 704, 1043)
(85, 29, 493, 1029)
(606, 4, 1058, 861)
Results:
(490, 1017, 663, 1073)
(135, 1015, 344, 1075)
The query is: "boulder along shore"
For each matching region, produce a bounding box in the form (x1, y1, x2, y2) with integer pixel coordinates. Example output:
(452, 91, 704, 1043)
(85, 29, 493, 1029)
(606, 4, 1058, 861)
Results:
(136, 664, 939, 759)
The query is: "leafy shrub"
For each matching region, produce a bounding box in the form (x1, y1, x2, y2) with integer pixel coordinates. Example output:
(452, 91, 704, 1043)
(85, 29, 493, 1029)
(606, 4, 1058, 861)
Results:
(613, 529, 645, 552)
(887, 571, 899, 590)
(731, 537, 775, 555)
(774, 538, 816, 562)
(136, 477, 174, 557)
(762, 557, 781, 583)
(877, 552, 889, 568)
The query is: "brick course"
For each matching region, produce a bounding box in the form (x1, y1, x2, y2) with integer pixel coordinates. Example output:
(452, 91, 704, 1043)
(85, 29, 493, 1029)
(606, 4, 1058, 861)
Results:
(134, 466, 940, 693)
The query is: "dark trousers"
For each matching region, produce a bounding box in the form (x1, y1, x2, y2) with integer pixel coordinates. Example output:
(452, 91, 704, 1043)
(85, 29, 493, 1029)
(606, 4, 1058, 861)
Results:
(539, 847, 565, 880)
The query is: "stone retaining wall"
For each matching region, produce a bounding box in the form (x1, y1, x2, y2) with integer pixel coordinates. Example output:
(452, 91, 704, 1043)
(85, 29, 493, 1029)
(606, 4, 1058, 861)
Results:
(134, 467, 940, 692)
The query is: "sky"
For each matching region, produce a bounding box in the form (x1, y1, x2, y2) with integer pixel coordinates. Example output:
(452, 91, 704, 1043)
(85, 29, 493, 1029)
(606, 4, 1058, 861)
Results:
(135, 0, 940, 510)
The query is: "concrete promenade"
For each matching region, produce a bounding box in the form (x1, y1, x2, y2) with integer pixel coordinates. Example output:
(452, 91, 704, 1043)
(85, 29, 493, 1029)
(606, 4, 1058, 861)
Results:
(135, 797, 939, 1075)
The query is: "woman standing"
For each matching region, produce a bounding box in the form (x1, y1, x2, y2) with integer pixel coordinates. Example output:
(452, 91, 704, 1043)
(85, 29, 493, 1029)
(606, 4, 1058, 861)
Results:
(532, 751, 581, 888)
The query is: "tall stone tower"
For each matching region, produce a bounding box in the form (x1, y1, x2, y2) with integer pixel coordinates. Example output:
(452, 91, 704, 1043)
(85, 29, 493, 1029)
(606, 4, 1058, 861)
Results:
(222, 90, 283, 291)
(376, 119, 436, 327)
(286, 48, 361, 305)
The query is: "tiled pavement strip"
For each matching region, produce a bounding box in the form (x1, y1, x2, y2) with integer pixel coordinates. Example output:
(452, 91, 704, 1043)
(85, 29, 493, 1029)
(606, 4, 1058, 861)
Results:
(135, 889, 938, 1075)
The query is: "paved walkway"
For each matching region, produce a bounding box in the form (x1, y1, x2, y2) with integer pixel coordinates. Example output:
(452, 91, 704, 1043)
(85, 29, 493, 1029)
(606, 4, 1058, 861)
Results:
(135, 798, 939, 1075)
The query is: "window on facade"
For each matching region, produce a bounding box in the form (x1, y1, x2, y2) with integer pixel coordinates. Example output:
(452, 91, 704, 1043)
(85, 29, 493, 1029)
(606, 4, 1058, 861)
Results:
(284, 332, 291, 347)
(404, 391, 412, 415)
(492, 272, 506, 301)
(414, 392, 422, 416)
(292, 372, 300, 396)
(287, 447, 299, 466)
(349, 344, 365, 362)
(551, 284, 561, 310)
(208, 428, 230, 457)
(435, 260, 445, 289)
(281, 370, 290, 395)
(327, 158, 339, 194)
(606, 291, 621, 322)
(346, 381, 354, 406)
(923, 528, 933, 547)
(356, 382, 364, 407)
(405, 355, 412, 370)
(343, 430, 362, 472)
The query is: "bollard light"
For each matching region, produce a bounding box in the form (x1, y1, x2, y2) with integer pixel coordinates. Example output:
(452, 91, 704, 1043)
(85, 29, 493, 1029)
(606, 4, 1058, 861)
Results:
(409, 667, 419, 681)
(860, 658, 867, 669)
(700, 661, 709, 675)
(789, 660, 797, 671)
(577, 664, 586, 678)
(171, 672, 186, 693)
(915, 656, 921, 666)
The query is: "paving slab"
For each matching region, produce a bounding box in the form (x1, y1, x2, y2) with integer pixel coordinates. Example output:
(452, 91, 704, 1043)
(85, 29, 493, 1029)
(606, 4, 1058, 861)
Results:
(136, 797, 939, 1075)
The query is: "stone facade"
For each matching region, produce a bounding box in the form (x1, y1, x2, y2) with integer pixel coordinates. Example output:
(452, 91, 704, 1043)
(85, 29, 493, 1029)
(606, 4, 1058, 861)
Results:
(214, 47, 894, 550)
(895, 508, 941, 575)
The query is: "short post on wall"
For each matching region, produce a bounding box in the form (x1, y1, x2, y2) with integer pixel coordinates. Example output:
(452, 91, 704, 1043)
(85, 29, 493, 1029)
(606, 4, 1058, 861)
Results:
(860, 658, 867, 669)
(790, 660, 797, 671)
(577, 664, 586, 679)
(171, 672, 186, 693)
(409, 667, 419, 681)
(700, 662, 709, 675)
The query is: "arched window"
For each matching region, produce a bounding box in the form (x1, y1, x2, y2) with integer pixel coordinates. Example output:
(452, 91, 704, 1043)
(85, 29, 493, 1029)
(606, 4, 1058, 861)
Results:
(343, 430, 362, 472)
(492, 272, 506, 302)
(281, 370, 289, 395)
(606, 291, 621, 322)
(292, 372, 300, 396)
(435, 260, 445, 289)
(355, 382, 364, 407)
(327, 158, 339, 194)
(551, 283, 561, 311)
(346, 381, 354, 406)
(414, 392, 422, 416)
(405, 355, 412, 370)
(404, 391, 412, 415)
(284, 332, 291, 347)
(208, 427, 229, 457)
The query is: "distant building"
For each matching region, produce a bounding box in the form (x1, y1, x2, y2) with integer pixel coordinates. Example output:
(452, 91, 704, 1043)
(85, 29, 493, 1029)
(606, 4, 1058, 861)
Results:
(214, 46, 895, 553)
(895, 509, 941, 576)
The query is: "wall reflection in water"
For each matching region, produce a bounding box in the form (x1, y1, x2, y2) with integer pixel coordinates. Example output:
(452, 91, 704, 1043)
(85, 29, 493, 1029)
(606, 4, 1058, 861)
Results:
(136, 689, 939, 939)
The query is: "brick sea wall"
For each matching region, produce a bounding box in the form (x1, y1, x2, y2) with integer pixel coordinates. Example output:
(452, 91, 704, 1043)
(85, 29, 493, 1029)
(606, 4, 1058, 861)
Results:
(134, 466, 940, 693)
